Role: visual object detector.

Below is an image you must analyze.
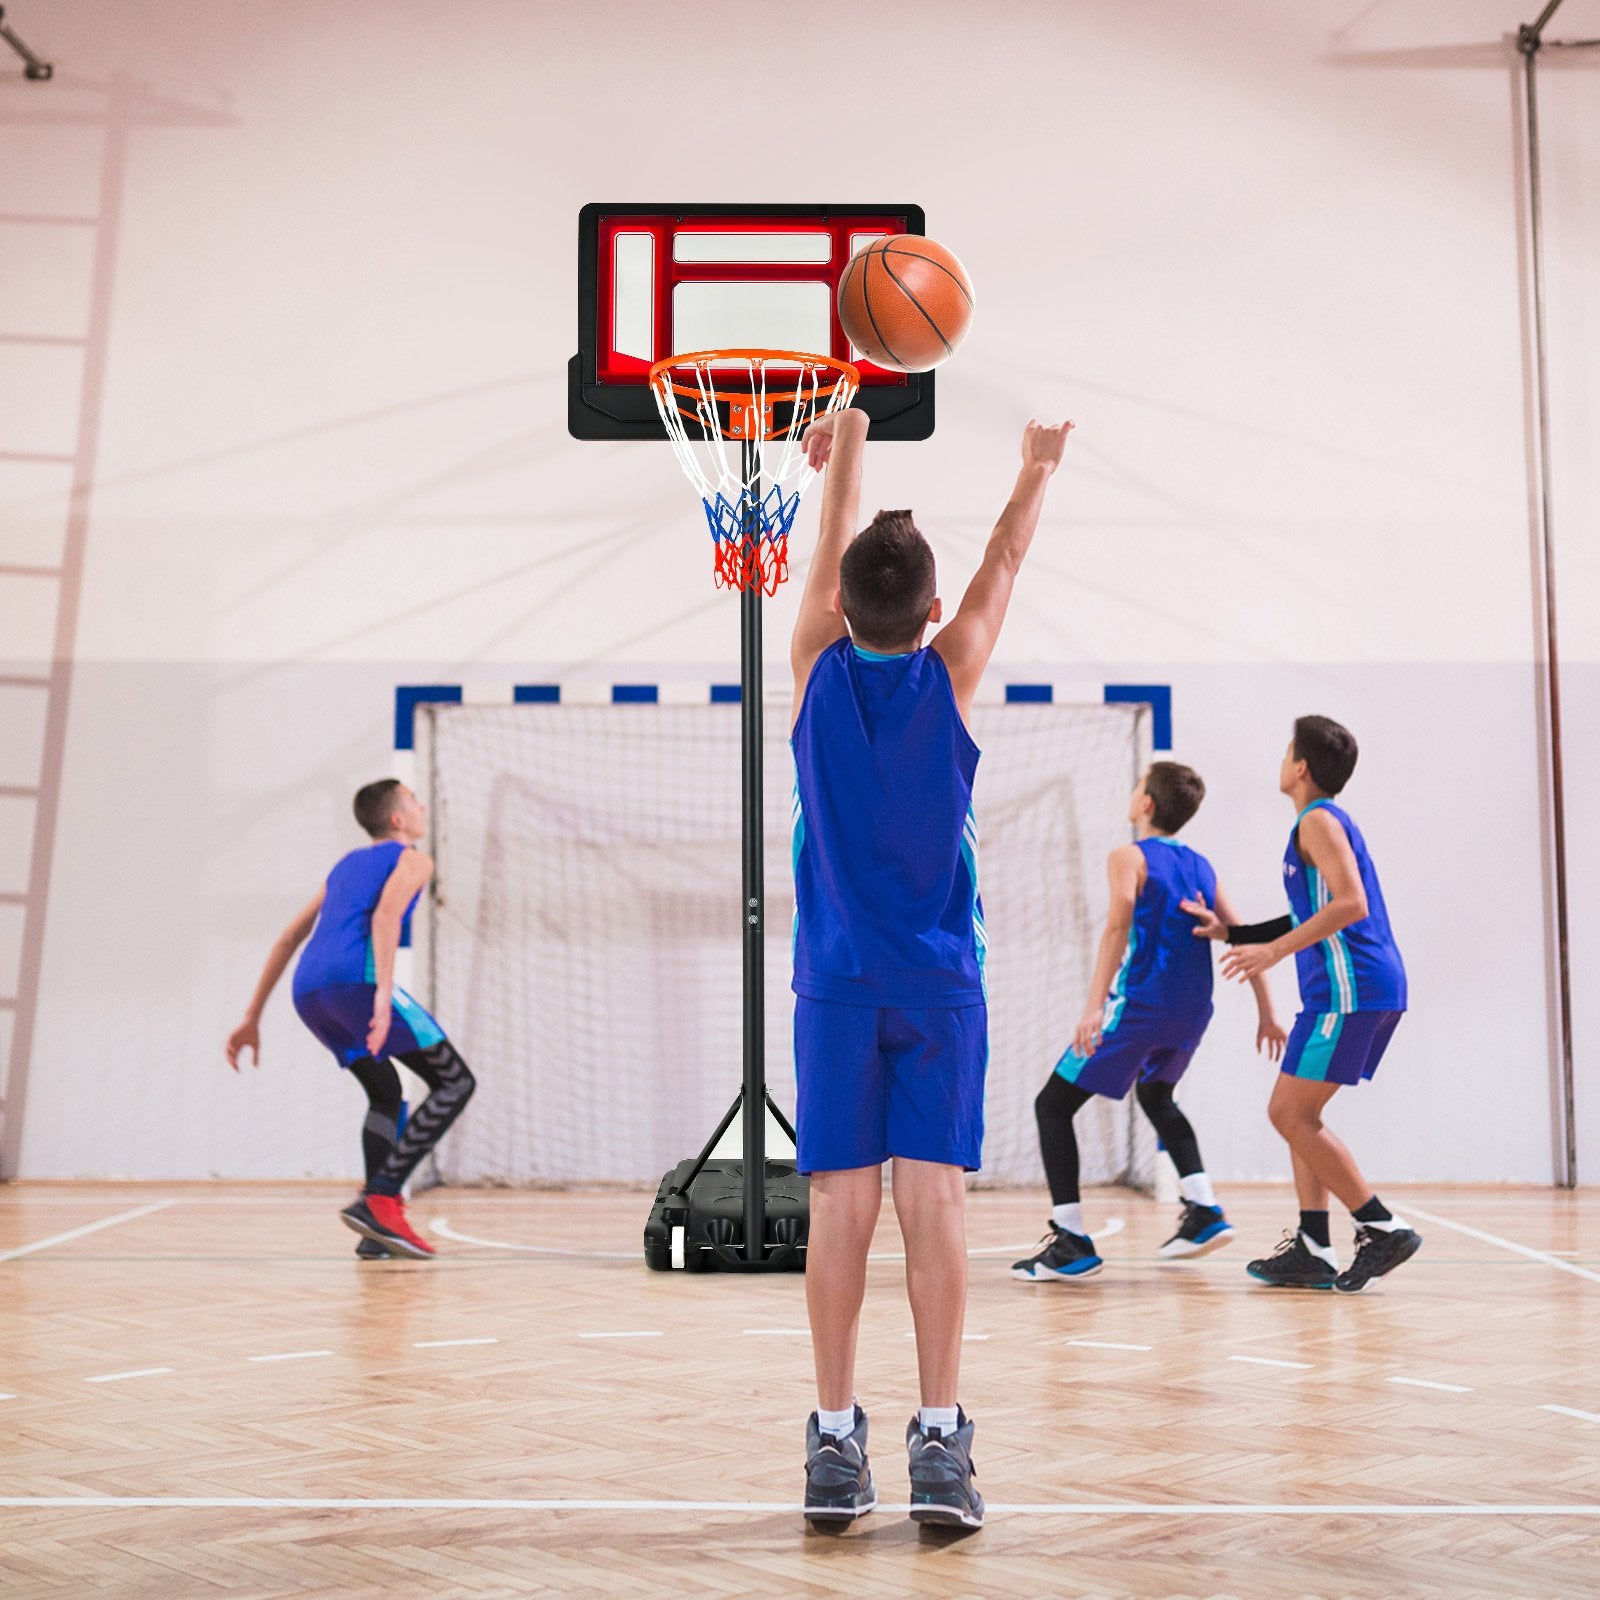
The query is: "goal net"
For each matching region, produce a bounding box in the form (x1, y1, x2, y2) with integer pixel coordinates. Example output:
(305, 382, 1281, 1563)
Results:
(417, 698, 1156, 1191)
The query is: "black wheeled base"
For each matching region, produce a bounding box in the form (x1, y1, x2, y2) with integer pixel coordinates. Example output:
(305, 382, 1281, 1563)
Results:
(643, 1087, 809, 1273)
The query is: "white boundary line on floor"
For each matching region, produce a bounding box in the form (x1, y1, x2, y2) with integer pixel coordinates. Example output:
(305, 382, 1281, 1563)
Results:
(0, 1496, 1597, 1517)
(0, 1200, 176, 1264)
(1406, 1205, 1600, 1286)
(1541, 1405, 1600, 1425)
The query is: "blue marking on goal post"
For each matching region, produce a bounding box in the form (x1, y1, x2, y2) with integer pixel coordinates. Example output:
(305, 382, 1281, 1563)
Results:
(394, 685, 463, 751)
(611, 684, 659, 704)
(710, 684, 741, 704)
(514, 684, 561, 704)
(1103, 684, 1172, 750)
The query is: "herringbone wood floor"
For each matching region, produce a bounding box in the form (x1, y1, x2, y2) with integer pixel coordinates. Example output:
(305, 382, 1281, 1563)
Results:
(1, 1183, 1596, 1599)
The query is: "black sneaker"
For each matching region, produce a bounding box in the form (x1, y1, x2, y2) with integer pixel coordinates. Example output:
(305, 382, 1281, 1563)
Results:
(1011, 1222, 1103, 1281)
(355, 1236, 391, 1259)
(906, 1409, 983, 1529)
(803, 1405, 875, 1524)
(1334, 1224, 1422, 1293)
(1158, 1201, 1234, 1259)
(1246, 1230, 1337, 1289)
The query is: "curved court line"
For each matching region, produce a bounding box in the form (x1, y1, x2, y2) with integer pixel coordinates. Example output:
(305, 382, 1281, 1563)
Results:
(1406, 1205, 1600, 1286)
(1, 1495, 1596, 1517)
(433, 1215, 1124, 1263)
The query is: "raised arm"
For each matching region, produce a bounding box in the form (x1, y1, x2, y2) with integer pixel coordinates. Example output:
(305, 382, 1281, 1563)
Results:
(1219, 809, 1367, 984)
(365, 848, 435, 1056)
(931, 418, 1073, 719)
(226, 889, 324, 1070)
(790, 407, 870, 721)
(1071, 844, 1145, 1057)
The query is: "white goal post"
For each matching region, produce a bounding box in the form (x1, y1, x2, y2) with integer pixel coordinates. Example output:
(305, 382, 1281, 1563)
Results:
(412, 695, 1156, 1192)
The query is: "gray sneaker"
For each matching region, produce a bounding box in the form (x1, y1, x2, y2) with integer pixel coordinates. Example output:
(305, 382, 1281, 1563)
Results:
(906, 1409, 984, 1528)
(803, 1405, 875, 1524)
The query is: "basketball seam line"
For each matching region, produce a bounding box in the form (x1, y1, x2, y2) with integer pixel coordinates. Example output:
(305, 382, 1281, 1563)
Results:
(875, 247, 953, 360)
(878, 245, 974, 308)
(860, 242, 911, 371)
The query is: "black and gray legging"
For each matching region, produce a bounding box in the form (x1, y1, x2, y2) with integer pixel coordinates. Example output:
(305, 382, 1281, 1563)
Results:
(347, 1040, 476, 1197)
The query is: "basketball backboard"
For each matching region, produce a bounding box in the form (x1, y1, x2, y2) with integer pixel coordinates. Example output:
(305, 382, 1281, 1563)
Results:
(569, 203, 935, 440)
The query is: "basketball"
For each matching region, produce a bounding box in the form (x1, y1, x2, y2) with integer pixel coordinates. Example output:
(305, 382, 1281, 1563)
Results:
(836, 235, 974, 373)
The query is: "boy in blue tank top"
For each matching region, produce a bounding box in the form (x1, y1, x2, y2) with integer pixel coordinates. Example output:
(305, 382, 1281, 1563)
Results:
(790, 405, 1074, 1530)
(226, 779, 476, 1260)
(1014, 762, 1285, 1283)
(1185, 716, 1422, 1293)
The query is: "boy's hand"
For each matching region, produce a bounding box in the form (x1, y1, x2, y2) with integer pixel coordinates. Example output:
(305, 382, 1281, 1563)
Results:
(1020, 418, 1074, 474)
(1072, 1003, 1105, 1057)
(1181, 892, 1226, 940)
(1256, 1015, 1288, 1061)
(226, 1019, 260, 1072)
(1221, 943, 1282, 983)
(802, 413, 839, 471)
(367, 989, 393, 1057)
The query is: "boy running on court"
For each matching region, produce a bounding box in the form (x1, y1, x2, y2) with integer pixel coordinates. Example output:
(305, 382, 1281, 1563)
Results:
(1014, 762, 1285, 1282)
(226, 779, 476, 1259)
(1184, 716, 1421, 1293)
(788, 404, 1073, 1530)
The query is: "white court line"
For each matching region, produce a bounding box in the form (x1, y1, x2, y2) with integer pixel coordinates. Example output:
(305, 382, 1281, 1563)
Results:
(0, 1200, 176, 1264)
(1388, 1376, 1472, 1394)
(1229, 1356, 1313, 1370)
(85, 1368, 173, 1384)
(0, 1394, 16, 1401)
(1068, 1339, 1151, 1352)
(412, 1338, 498, 1349)
(577, 1331, 662, 1340)
(247, 1350, 333, 1364)
(1541, 1405, 1600, 1425)
(0, 1495, 1597, 1517)
(429, 1218, 638, 1259)
(1406, 1205, 1600, 1286)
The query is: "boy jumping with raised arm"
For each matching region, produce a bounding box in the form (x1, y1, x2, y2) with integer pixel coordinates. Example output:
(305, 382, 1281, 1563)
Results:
(788, 405, 1073, 1530)
(1184, 716, 1422, 1293)
(226, 780, 476, 1259)
(1014, 762, 1284, 1282)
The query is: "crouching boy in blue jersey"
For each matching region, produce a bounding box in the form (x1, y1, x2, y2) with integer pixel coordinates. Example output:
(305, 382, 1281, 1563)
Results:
(227, 780, 476, 1259)
(1184, 716, 1422, 1293)
(789, 405, 1073, 1530)
(1014, 762, 1285, 1283)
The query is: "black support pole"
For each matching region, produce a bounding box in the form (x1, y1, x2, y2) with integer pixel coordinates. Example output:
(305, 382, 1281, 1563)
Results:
(739, 436, 768, 1260)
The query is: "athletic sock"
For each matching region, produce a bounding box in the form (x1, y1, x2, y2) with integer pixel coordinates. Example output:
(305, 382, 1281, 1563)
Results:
(816, 1404, 856, 1441)
(1178, 1171, 1218, 1209)
(1301, 1232, 1338, 1266)
(1353, 1194, 1405, 1230)
(918, 1404, 959, 1436)
(1298, 1209, 1332, 1249)
(1050, 1202, 1085, 1237)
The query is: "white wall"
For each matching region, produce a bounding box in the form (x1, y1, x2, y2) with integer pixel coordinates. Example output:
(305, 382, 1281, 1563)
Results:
(1, 0, 1595, 1181)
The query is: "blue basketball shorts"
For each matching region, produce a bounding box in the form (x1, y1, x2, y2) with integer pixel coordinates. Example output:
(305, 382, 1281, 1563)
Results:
(1281, 1009, 1402, 1086)
(293, 982, 446, 1069)
(793, 998, 988, 1174)
(1053, 1004, 1208, 1101)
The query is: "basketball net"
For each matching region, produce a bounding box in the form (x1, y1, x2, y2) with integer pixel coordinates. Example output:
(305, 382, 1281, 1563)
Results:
(649, 350, 860, 595)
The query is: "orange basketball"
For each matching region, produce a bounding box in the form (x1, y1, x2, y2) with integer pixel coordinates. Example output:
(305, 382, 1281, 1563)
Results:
(836, 235, 974, 373)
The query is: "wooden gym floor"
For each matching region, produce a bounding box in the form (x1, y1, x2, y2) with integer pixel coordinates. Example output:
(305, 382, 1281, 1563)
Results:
(1, 1182, 1597, 1599)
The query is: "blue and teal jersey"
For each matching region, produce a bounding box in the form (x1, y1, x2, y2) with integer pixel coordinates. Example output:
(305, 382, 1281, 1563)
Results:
(292, 840, 421, 997)
(791, 638, 984, 1009)
(1103, 836, 1217, 1044)
(1283, 800, 1406, 1013)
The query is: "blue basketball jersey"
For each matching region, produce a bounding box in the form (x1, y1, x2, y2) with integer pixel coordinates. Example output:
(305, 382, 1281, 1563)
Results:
(1105, 836, 1217, 1040)
(1283, 800, 1406, 1013)
(292, 840, 421, 997)
(791, 638, 984, 1008)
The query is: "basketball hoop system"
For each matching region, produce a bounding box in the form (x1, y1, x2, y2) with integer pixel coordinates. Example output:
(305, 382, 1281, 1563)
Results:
(649, 350, 859, 595)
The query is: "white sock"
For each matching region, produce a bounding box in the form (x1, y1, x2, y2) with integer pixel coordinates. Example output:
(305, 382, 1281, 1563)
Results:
(1301, 1231, 1338, 1265)
(817, 1404, 856, 1439)
(919, 1404, 959, 1436)
(1050, 1202, 1085, 1237)
(1178, 1171, 1217, 1209)
(1361, 1214, 1408, 1232)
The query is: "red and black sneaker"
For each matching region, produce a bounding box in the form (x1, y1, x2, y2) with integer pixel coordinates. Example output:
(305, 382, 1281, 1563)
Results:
(341, 1194, 435, 1259)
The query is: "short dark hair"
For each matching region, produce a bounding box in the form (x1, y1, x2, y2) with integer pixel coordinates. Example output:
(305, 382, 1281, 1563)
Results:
(353, 778, 404, 838)
(1144, 761, 1205, 833)
(838, 510, 936, 649)
(1293, 715, 1358, 795)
